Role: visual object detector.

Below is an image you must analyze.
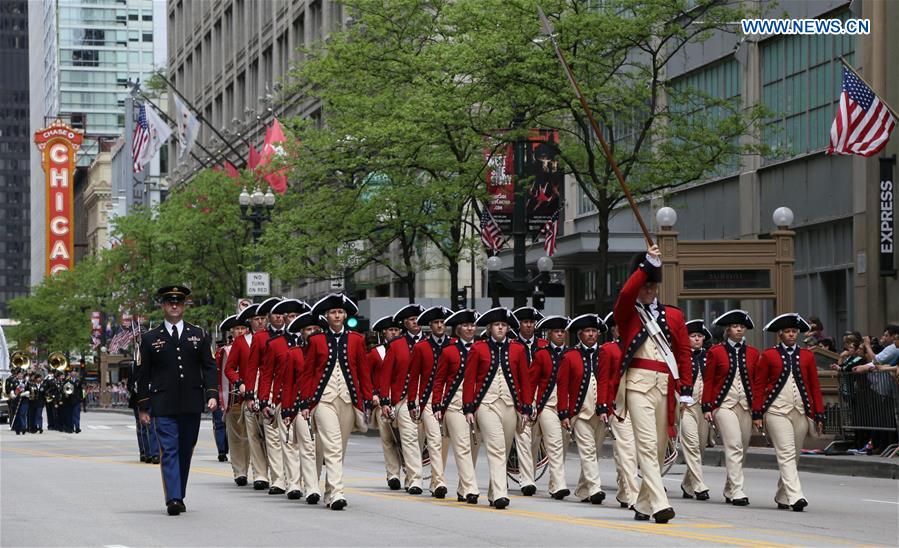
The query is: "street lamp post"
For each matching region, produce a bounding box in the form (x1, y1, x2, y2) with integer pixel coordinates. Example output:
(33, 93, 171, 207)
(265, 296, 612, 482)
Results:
(238, 186, 276, 246)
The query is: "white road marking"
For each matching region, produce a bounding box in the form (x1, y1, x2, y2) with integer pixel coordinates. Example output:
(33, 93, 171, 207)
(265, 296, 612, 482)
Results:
(126, 425, 136, 429)
(87, 425, 112, 430)
(863, 499, 899, 505)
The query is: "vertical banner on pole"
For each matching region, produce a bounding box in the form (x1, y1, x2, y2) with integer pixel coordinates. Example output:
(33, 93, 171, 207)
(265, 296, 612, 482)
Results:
(880, 156, 896, 277)
(34, 119, 84, 276)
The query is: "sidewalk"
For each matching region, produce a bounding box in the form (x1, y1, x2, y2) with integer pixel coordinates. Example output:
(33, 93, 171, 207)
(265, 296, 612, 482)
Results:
(701, 445, 899, 480)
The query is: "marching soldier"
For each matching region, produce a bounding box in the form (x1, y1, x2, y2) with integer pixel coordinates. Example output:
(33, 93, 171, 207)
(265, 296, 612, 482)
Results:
(217, 315, 248, 482)
(44, 373, 60, 432)
(755, 313, 825, 512)
(257, 298, 305, 496)
(433, 308, 480, 503)
(532, 315, 571, 500)
(29, 373, 45, 434)
(612, 245, 692, 523)
(601, 311, 638, 508)
(463, 307, 534, 509)
(223, 304, 266, 487)
(408, 306, 453, 498)
(212, 319, 235, 463)
(702, 309, 759, 506)
(230, 297, 280, 491)
(300, 293, 373, 510)
(285, 311, 325, 504)
(558, 314, 611, 504)
(367, 316, 403, 490)
(136, 285, 218, 516)
(379, 303, 426, 494)
(511, 307, 547, 496)
(680, 319, 712, 501)
(8, 369, 29, 434)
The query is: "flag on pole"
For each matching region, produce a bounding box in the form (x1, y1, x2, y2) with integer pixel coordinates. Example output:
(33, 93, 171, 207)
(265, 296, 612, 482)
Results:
(827, 64, 896, 157)
(174, 94, 200, 162)
(248, 144, 261, 169)
(133, 103, 173, 173)
(479, 206, 503, 251)
(541, 207, 560, 257)
(131, 104, 150, 173)
(223, 161, 240, 179)
(258, 118, 288, 194)
(107, 328, 132, 355)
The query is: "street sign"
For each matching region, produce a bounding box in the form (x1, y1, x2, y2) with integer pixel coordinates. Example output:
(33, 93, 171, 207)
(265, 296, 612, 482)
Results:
(237, 298, 253, 313)
(246, 272, 270, 296)
(330, 278, 344, 290)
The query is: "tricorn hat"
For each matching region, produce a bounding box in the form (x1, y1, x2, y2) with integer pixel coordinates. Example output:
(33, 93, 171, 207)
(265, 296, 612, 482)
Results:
(566, 313, 607, 334)
(714, 309, 754, 330)
(513, 307, 545, 323)
(287, 312, 326, 333)
(392, 304, 426, 325)
(602, 311, 616, 329)
(256, 297, 282, 316)
(417, 306, 452, 326)
(310, 293, 359, 318)
(445, 309, 478, 326)
(475, 307, 519, 330)
(371, 315, 401, 332)
(271, 298, 305, 315)
(219, 315, 239, 332)
(536, 315, 569, 331)
(686, 319, 713, 341)
(764, 313, 811, 333)
(237, 304, 261, 325)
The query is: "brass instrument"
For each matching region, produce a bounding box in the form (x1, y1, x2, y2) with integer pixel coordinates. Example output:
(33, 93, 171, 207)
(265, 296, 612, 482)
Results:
(63, 381, 76, 397)
(49, 352, 69, 373)
(11, 351, 31, 370)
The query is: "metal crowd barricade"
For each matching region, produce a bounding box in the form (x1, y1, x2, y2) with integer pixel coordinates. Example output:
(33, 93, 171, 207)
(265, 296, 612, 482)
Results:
(837, 371, 899, 457)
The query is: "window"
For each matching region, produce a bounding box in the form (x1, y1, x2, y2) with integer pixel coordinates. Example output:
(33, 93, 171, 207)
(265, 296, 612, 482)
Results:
(762, 9, 855, 160)
(142, 32, 152, 42)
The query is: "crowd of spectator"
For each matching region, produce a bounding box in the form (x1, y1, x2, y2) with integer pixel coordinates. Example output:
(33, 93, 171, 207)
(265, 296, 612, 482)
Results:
(83, 381, 131, 407)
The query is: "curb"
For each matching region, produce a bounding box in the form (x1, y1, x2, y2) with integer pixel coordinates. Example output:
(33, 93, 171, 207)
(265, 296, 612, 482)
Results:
(700, 446, 899, 480)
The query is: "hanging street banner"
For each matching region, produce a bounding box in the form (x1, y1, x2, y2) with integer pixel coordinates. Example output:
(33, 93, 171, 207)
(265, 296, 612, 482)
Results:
(34, 119, 83, 276)
(880, 156, 896, 277)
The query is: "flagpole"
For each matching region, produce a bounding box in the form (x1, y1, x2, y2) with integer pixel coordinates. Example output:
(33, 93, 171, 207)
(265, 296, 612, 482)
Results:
(537, 7, 654, 247)
(154, 72, 249, 167)
(839, 57, 899, 120)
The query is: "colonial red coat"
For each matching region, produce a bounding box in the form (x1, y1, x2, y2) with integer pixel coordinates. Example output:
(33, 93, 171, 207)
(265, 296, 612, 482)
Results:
(378, 334, 419, 406)
(701, 342, 760, 414)
(517, 336, 549, 399)
(611, 259, 692, 394)
(432, 339, 473, 412)
(753, 346, 825, 422)
(408, 337, 452, 412)
(258, 333, 290, 406)
(600, 341, 623, 411)
(366, 345, 387, 399)
(215, 344, 232, 409)
(224, 333, 253, 388)
(300, 331, 372, 413)
(533, 345, 568, 414)
(462, 339, 533, 415)
(245, 329, 274, 397)
(280, 344, 306, 417)
(556, 347, 611, 420)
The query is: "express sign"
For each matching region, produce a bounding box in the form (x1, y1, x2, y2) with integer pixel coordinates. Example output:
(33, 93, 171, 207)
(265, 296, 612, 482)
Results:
(34, 119, 83, 276)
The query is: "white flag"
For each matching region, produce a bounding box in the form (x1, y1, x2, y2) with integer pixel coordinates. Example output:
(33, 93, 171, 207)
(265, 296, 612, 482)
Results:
(174, 94, 199, 161)
(134, 104, 173, 173)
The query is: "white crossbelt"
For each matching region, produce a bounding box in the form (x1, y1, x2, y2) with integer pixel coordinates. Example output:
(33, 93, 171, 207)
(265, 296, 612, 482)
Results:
(637, 306, 679, 379)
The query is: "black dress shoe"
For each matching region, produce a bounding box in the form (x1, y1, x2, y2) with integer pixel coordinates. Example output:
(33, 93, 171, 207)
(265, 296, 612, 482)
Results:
(681, 487, 694, 499)
(150, 456, 160, 464)
(387, 478, 401, 490)
(306, 493, 320, 505)
(731, 497, 749, 506)
(791, 499, 808, 512)
(253, 480, 269, 490)
(287, 490, 303, 500)
(653, 507, 675, 524)
(218, 453, 228, 462)
(616, 498, 629, 508)
(140, 455, 147, 462)
(589, 491, 606, 505)
(696, 490, 710, 501)
(466, 494, 479, 505)
(235, 476, 248, 487)
(268, 486, 286, 495)
(457, 494, 466, 502)
(492, 497, 509, 510)
(550, 489, 570, 500)
(75, 428, 81, 433)
(777, 503, 790, 510)
(330, 499, 347, 511)
(433, 486, 447, 499)
(407, 486, 422, 495)
(633, 510, 650, 521)
(166, 500, 181, 516)
(174, 500, 186, 513)
(521, 484, 537, 496)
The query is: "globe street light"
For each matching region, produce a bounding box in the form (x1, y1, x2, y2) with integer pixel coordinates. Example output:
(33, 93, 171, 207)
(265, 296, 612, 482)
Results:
(239, 186, 276, 245)
(537, 255, 553, 272)
(656, 206, 678, 228)
(773, 206, 794, 229)
(485, 255, 503, 271)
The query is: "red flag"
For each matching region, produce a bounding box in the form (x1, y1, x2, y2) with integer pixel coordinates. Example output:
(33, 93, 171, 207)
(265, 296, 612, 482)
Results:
(248, 144, 261, 169)
(224, 161, 240, 179)
(211, 165, 222, 173)
(259, 118, 288, 194)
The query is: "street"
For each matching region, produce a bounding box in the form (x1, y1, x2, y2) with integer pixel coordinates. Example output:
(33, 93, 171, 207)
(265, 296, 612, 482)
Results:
(2, 411, 897, 547)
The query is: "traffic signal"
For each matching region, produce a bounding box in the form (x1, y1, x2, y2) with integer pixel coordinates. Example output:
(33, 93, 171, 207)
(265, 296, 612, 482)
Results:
(347, 315, 370, 332)
(454, 288, 467, 310)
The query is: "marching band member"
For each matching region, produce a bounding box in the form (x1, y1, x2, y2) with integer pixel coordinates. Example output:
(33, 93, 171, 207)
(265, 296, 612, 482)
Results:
(286, 311, 325, 504)
(258, 299, 307, 497)
(558, 314, 610, 504)
(680, 320, 712, 501)
(511, 307, 547, 496)
(379, 303, 426, 494)
(703, 309, 759, 506)
(531, 315, 570, 500)
(463, 307, 533, 509)
(601, 312, 638, 508)
(215, 316, 239, 472)
(408, 306, 453, 498)
(612, 245, 692, 523)
(367, 315, 404, 490)
(300, 293, 372, 510)
(755, 313, 825, 512)
(433, 308, 480, 503)
(226, 301, 275, 490)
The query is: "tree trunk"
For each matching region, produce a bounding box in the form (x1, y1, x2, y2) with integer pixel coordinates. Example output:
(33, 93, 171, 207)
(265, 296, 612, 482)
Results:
(448, 221, 462, 309)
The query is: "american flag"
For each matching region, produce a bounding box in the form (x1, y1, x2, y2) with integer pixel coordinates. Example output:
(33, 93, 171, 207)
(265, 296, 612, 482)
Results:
(827, 65, 896, 157)
(479, 206, 503, 251)
(541, 208, 560, 257)
(107, 328, 133, 355)
(132, 104, 151, 172)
